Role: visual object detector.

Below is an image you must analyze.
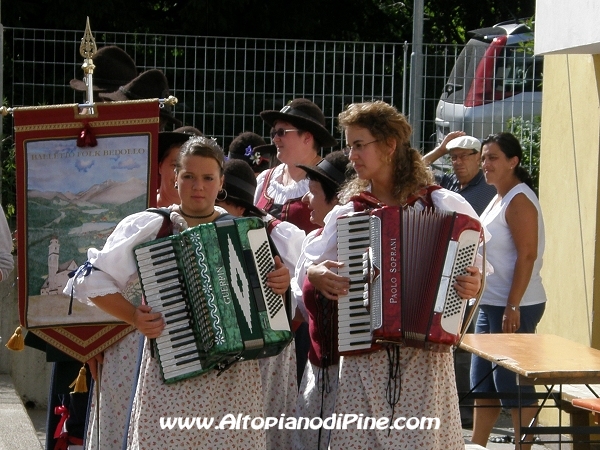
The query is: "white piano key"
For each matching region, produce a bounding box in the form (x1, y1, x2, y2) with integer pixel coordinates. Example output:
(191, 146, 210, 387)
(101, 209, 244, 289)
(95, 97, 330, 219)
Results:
(141, 277, 182, 295)
(162, 361, 206, 381)
(137, 268, 180, 286)
(144, 296, 187, 313)
(158, 339, 198, 356)
(138, 260, 178, 276)
(156, 328, 198, 351)
(136, 251, 177, 268)
(155, 323, 192, 345)
(134, 241, 174, 257)
(337, 213, 374, 354)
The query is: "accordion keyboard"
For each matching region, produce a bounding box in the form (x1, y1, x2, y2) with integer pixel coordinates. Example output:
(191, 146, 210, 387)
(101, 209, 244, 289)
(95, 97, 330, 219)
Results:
(336, 213, 373, 354)
(135, 240, 207, 381)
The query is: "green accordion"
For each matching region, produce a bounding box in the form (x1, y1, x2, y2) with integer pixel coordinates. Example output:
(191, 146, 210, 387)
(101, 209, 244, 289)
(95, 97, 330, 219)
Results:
(134, 216, 292, 383)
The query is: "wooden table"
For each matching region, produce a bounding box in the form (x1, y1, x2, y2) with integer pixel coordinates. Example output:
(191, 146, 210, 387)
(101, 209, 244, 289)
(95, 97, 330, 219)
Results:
(460, 334, 600, 449)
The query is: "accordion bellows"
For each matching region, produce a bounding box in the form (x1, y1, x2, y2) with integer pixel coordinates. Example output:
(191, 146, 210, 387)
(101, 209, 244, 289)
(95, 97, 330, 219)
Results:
(337, 205, 483, 355)
(134, 216, 292, 383)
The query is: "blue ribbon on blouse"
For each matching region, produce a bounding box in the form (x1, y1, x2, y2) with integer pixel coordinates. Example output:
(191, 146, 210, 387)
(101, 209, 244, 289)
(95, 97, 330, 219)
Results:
(67, 261, 95, 315)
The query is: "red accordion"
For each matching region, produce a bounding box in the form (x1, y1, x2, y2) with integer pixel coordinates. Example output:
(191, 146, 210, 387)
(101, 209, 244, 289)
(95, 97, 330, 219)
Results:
(336, 205, 483, 355)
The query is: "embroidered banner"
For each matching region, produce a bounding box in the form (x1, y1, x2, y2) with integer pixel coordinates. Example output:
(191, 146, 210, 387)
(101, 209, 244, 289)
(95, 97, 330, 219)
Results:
(14, 100, 159, 362)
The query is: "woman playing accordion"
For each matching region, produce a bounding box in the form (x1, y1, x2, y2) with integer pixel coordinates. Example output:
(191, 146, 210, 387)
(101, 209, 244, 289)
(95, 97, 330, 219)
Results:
(65, 136, 289, 450)
(304, 101, 483, 450)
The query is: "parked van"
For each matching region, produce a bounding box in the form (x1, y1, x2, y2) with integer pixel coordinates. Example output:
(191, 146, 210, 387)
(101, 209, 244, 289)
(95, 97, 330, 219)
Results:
(435, 20, 543, 143)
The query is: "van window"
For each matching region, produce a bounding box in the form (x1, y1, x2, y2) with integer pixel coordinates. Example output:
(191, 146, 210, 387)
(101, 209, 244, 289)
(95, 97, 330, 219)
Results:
(497, 47, 543, 96)
(440, 38, 543, 106)
(440, 39, 489, 105)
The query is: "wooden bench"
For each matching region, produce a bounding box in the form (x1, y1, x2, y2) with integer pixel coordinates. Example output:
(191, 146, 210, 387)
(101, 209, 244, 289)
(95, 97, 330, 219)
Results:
(572, 398, 600, 424)
(552, 384, 600, 449)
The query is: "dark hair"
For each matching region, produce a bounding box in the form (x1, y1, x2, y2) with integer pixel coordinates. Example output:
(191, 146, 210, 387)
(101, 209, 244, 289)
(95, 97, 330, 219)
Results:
(176, 136, 225, 175)
(306, 173, 337, 203)
(305, 151, 353, 203)
(482, 132, 534, 191)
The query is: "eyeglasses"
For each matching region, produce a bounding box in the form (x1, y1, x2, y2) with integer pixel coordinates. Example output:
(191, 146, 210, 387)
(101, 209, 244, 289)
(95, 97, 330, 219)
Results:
(342, 140, 379, 155)
(270, 128, 299, 139)
(450, 151, 478, 162)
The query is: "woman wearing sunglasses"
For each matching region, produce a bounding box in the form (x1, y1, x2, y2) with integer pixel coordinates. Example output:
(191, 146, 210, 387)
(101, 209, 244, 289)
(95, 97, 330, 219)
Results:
(255, 98, 337, 234)
(254, 99, 338, 447)
(304, 101, 483, 450)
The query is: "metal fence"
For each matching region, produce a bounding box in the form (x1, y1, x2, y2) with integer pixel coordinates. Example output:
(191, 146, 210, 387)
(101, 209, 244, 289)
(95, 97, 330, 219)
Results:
(4, 26, 543, 148)
(4, 27, 408, 149)
(2, 26, 542, 186)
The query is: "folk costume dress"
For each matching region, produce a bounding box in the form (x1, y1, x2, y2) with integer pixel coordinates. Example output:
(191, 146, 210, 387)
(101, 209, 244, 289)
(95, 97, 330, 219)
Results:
(291, 228, 340, 450)
(304, 187, 480, 450)
(254, 164, 317, 449)
(65, 206, 267, 450)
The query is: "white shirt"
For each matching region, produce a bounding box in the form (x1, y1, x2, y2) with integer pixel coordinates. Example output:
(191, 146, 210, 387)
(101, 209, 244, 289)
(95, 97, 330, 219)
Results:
(254, 165, 310, 205)
(479, 183, 546, 307)
(304, 187, 486, 266)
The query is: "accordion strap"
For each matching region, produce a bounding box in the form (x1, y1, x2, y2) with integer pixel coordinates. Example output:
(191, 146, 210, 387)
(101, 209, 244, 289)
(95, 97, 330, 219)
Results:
(404, 184, 442, 209)
(350, 192, 384, 212)
(350, 185, 442, 212)
(146, 207, 174, 238)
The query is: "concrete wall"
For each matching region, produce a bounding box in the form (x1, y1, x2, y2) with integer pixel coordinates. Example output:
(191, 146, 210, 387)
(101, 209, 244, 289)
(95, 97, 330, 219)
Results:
(0, 256, 51, 408)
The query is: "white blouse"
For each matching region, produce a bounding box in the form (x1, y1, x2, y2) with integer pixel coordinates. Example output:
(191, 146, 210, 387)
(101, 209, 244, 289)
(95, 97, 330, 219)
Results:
(254, 164, 310, 205)
(304, 187, 486, 266)
(64, 206, 228, 306)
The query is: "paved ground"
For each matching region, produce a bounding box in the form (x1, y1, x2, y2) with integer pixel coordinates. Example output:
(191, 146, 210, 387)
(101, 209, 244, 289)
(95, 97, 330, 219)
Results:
(28, 406, 558, 450)
(0, 375, 43, 450)
(462, 410, 556, 449)
(27, 408, 46, 448)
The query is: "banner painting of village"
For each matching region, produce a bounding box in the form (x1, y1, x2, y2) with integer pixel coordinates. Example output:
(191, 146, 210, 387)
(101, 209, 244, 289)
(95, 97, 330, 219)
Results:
(25, 134, 152, 327)
(14, 102, 159, 332)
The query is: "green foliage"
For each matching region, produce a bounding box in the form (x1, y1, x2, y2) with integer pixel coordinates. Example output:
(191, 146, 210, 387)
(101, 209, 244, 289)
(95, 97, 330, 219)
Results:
(3, 0, 536, 45)
(518, 16, 536, 55)
(507, 115, 541, 194)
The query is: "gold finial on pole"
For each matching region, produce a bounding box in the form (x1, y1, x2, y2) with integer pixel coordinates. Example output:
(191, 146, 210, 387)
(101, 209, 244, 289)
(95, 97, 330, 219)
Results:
(162, 96, 178, 107)
(79, 17, 97, 110)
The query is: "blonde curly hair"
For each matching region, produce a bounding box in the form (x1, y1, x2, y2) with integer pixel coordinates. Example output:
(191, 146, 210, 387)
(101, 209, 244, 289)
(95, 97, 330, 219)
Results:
(337, 101, 433, 205)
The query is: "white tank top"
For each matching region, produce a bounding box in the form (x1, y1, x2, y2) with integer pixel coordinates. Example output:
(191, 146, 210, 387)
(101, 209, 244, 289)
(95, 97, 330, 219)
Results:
(479, 183, 547, 307)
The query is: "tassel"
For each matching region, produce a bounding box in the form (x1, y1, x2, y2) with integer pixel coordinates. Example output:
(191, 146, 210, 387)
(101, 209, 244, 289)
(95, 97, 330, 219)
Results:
(76, 124, 97, 148)
(5, 326, 24, 351)
(69, 365, 88, 393)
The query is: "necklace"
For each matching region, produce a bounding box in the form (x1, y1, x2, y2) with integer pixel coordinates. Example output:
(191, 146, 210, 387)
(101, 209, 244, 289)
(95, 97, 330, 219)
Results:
(178, 206, 215, 220)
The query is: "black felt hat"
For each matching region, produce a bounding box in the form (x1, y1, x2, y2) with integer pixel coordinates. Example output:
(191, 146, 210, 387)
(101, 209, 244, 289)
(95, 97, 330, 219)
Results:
(228, 132, 276, 173)
(296, 150, 353, 190)
(99, 69, 182, 127)
(69, 46, 138, 93)
(223, 159, 266, 216)
(260, 98, 337, 148)
(158, 126, 204, 163)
